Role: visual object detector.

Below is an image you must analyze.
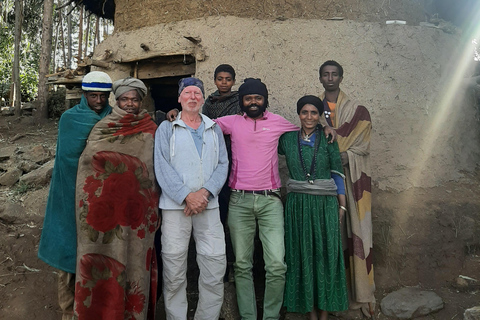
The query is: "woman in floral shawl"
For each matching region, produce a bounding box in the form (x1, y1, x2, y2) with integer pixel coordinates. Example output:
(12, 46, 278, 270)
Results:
(74, 78, 159, 320)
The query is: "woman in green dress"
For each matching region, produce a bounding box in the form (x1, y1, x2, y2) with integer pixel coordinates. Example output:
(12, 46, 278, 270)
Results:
(279, 95, 348, 320)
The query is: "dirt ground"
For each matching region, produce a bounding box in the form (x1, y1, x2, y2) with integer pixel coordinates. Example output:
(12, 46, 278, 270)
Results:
(0, 115, 479, 320)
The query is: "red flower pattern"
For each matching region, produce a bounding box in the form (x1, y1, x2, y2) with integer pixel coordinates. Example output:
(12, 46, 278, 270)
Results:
(81, 152, 157, 236)
(78, 254, 125, 282)
(83, 175, 103, 200)
(75, 254, 134, 320)
(74, 283, 91, 314)
(108, 113, 156, 137)
(91, 151, 148, 176)
(101, 171, 140, 202)
(149, 213, 158, 224)
(77, 278, 125, 320)
(86, 200, 117, 233)
(148, 224, 156, 234)
(126, 285, 145, 314)
(117, 195, 148, 229)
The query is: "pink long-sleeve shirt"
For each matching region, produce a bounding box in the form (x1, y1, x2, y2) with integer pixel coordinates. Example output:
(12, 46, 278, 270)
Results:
(215, 110, 298, 190)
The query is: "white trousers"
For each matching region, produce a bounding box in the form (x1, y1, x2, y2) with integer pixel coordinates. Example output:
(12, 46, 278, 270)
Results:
(161, 208, 226, 320)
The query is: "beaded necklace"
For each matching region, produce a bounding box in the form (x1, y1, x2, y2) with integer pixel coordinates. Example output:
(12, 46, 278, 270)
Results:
(297, 128, 321, 184)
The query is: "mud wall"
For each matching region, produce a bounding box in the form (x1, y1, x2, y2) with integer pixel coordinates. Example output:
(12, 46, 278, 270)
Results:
(113, 0, 428, 32)
(93, 16, 480, 191)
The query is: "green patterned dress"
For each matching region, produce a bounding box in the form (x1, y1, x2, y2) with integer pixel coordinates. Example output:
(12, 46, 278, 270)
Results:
(279, 130, 348, 313)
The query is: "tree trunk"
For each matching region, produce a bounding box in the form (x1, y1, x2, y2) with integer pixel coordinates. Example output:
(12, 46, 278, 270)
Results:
(59, 10, 67, 68)
(13, 0, 23, 116)
(78, 6, 83, 61)
(52, 13, 59, 73)
(103, 18, 110, 38)
(36, 0, 54, 123)
(84, 13, 90, 58)
(94, 16, 100, 50)
(67, 5, 72, 69)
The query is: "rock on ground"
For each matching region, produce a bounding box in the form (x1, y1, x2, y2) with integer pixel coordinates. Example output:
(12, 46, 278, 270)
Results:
(380, 287, 443, 319)
(22, 187, 49, 217)
(18, 160, 40, 174)
(0, 168, 23, 186)
(19, 160, 54, 186)
(0, 202, 26, 224)
(465, 306, 480, 320)
(22, 145, 53, 165)
(0, 146, 17, 161)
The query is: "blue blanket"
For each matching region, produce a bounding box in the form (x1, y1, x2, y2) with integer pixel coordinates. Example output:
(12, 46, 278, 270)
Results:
(38, 96, 111, 273)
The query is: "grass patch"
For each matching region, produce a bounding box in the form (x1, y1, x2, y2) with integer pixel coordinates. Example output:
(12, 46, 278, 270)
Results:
(13, 182, 33, 194)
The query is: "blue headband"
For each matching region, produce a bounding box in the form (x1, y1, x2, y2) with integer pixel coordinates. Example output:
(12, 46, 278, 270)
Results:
(82, 82, 113, 89)
(178, 77, 204, 96)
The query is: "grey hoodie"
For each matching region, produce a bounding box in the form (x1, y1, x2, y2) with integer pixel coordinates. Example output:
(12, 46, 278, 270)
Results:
(154, 113, 228, 210)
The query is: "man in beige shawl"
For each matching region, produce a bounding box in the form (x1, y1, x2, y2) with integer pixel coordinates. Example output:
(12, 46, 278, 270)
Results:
(74, 77, 159, 320)
(319, 60, 375, 317)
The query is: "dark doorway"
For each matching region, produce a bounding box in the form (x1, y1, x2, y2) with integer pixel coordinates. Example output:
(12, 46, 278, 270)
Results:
(134, 54, 196, 123)
(149, 76, 183, 114)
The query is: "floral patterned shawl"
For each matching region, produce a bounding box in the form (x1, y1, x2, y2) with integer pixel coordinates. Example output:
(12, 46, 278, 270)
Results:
(74, 105, 159, 320)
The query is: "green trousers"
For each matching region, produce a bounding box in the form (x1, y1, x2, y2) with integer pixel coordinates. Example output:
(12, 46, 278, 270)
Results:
(228, 191, 287, 320)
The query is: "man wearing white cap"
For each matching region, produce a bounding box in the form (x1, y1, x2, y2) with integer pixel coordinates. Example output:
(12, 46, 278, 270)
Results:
(38, 71, 113, 320)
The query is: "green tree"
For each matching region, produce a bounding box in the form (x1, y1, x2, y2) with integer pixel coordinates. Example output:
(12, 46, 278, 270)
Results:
(0, 0, 44, 103)
(0, 25, 14, 99)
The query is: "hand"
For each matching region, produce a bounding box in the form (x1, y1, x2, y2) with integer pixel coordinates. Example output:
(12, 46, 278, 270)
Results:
(184, 189, 209, 216)
(339, 207, 346, 225)
(340, 152, 349, 166)
(323, 125, 337, 143)
(337, 197, 346, 226)
(166, 108, 179, 122)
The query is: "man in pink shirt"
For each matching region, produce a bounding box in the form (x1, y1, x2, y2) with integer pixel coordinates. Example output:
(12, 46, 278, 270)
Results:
(215, 78, 334, 320)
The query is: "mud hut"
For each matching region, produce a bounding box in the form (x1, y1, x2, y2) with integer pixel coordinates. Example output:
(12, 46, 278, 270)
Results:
(76, 0, 480, 317)
(76, 0, 480, 190)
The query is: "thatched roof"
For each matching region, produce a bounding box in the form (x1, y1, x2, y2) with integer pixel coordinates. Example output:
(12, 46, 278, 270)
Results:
(72, 0, 115, 20)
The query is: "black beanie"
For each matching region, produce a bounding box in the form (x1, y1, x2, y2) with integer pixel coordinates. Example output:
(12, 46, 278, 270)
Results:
(297, 95, 324, 115)
(238, 78, 269, 108)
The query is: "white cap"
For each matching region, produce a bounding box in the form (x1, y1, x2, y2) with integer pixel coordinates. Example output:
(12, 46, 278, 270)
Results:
(82, 71, 113, 92)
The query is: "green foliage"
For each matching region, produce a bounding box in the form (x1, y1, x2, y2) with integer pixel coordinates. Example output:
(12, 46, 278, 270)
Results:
(1, 1, 114, 104)
(19, 48, 40, 101)
(0, 25, 14, 99)
(47, 87, 66, 118)
(0, 0, 43, 102)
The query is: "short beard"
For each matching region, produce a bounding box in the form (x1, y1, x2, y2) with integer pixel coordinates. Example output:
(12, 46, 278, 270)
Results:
(242, 103, 266, 119)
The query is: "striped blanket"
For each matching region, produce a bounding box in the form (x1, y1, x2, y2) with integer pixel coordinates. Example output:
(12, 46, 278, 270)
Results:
(320, 90, 375, 309)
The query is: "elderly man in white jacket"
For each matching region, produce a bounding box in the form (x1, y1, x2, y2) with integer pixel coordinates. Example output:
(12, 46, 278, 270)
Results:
(154, 77, 229, 320)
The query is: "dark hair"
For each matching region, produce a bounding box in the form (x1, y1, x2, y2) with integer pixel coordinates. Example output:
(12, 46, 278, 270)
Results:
(319, 60, 344, 77)
(214, 64, 236, 80)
